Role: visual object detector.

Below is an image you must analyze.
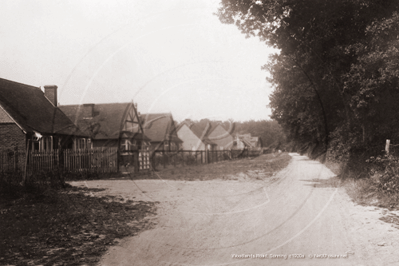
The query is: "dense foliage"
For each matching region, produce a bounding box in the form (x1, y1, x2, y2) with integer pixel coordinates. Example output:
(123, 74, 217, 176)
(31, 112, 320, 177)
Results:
(217, 0, 399, 160)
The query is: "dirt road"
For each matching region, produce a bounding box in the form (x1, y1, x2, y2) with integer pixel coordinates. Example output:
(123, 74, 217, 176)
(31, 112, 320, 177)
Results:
(74, 153, 399, 265)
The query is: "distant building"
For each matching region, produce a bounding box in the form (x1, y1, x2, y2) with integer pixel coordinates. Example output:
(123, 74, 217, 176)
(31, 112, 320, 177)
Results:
(140, 113, 182, 152)
(234, 133, 263, 150)
(176, 119, 234, 151)
(176, 120, 216, 151)
(207, 121, 234, 150)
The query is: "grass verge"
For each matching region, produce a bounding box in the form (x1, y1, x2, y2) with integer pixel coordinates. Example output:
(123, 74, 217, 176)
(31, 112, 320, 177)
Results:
(0, 187, 157, 266)
(136, 152, 292, 181)
(321, 157, 399, 210)
(342, 177, 399, 209)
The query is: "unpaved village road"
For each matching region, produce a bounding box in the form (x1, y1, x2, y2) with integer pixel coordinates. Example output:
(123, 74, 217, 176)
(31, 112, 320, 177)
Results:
(74, 153, 399, 265)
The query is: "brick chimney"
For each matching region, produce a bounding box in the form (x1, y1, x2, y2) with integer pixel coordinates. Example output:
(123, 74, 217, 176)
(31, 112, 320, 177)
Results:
(82, 104, 95, 119)
(44, 85, 58, 106)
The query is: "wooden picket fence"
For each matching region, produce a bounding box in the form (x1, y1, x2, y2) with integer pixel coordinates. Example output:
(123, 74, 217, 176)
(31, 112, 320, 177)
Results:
(0, 147, 262, 174)
(62, 148, 117, 173)
(0, 148, 118, 173)
(28, 150, 59, 173)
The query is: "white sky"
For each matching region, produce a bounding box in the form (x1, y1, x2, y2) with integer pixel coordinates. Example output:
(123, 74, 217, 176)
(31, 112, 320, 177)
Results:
(0, 0, 277, 122)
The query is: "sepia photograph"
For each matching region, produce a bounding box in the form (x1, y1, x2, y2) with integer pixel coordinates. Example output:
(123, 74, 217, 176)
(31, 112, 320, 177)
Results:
(1, 0, 399, 265)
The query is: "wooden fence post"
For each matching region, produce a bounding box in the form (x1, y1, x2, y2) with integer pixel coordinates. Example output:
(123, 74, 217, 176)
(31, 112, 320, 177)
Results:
(386, 139, 390, 155)
(22, 140, 30, 185)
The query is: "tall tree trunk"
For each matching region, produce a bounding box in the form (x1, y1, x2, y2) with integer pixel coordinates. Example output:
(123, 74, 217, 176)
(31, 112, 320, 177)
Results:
(361, 122, 369, 143)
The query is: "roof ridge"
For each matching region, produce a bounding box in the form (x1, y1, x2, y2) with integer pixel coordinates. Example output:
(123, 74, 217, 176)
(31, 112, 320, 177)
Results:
(61, 102, 131, 107)
(0, 77, 40, 90)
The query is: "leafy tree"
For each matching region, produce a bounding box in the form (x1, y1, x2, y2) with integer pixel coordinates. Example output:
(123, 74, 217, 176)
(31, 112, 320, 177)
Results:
(344, 12, 399, 143)
(218, 0, 399, 158)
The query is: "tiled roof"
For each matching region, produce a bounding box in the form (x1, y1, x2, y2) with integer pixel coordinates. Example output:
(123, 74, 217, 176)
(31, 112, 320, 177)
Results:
(141, 113, 182, 143)
(236, 134, 262, 148)
(242, 138, 253, 147)
(0, 78, 85, 136)
(191, 124, 215, 145)
(60, 103, 140, 140)
(177, 119, 217, 145)
(176, 119, 193, 131)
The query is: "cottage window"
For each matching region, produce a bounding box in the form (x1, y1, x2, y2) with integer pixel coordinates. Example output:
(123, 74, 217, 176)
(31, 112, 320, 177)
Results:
(79, 138, 86, 150)
(73, 138, 90, 150)
(34, 136, 53, 152)
(121, 140, 137, 152)
(164, 141, 169, 151)
(170, 142, 176, 151)
(32, 141, 39, 151)
(121, 140, 129, 151)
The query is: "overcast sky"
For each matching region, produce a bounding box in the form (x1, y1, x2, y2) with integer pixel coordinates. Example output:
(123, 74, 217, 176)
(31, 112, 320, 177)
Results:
(0, 0, 277, 122)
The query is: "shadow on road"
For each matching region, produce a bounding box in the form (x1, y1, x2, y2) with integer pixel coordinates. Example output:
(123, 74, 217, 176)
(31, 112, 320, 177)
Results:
(300, 177, 340, 188)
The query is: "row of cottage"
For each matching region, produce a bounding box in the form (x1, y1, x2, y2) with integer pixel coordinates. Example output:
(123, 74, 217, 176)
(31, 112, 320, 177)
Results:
(0, 78, 262, 155)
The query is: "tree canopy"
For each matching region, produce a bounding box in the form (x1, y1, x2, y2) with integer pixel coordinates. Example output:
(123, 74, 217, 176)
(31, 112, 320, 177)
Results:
(218, 0, 399, 159)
